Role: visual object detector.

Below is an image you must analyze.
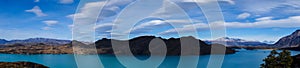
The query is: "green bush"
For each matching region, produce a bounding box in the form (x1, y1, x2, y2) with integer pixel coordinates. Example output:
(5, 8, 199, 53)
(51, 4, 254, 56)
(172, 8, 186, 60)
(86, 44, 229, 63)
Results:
(261, 50, 293, 68)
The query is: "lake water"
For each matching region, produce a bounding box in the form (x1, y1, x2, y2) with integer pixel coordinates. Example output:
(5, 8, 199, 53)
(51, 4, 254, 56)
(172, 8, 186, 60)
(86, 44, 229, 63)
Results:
(0, 50, 299, 68)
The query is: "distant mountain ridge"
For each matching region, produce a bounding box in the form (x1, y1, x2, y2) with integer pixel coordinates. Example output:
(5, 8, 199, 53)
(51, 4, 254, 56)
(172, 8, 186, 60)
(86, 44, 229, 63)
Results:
(205, 37, 270, 46)
(0, 38, 71, 45)
(275, 29, 300, 47)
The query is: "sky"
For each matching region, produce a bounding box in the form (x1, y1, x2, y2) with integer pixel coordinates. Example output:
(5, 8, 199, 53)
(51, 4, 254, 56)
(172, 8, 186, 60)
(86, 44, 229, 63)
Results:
(0, 0, 300, 42)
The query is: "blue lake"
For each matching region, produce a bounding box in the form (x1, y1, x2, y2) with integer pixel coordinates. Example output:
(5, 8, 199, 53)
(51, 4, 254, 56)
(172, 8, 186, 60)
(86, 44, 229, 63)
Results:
(0, 50, 299, 68)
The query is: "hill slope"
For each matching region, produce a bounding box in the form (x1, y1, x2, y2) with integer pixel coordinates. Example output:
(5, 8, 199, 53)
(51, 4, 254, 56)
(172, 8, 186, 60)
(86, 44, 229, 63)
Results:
(274, 30, 300, 47)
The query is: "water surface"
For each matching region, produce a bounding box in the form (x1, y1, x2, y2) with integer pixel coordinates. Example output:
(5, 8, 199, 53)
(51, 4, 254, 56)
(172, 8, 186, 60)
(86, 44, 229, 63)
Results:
(0, 50, 299, 68)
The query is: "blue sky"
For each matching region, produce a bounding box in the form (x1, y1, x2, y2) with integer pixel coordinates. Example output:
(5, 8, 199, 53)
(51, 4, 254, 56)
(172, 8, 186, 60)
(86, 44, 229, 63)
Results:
(0, 0, 300, 42)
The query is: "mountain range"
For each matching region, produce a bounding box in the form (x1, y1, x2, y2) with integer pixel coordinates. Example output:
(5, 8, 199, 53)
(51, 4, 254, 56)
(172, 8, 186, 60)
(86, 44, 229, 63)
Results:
(0, 38, 71, 45)
(205, 37, 271, 46)
(0, 36, 236, 55)
(0, 37, 272, 47)
(205, 29, 300, 48)
(0, 29, 299, 49)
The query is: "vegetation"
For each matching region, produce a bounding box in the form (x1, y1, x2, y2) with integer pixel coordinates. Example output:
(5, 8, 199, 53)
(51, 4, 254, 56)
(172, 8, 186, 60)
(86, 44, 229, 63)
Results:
(0, 62, 48, 68)
(261, 50, 293, 68)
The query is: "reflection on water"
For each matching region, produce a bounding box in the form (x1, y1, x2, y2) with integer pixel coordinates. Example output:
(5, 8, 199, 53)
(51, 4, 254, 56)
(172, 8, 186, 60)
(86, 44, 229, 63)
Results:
(0, 50, 299, 68)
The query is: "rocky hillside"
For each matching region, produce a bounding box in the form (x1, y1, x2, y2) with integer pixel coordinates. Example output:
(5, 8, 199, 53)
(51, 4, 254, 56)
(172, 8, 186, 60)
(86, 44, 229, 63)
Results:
(274, 30, 300, 48)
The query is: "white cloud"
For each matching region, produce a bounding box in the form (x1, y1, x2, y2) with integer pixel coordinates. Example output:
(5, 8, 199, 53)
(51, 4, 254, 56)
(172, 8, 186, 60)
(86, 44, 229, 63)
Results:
(43, 20, 58, 26)
(238, 0, 300, 14)
(35, 0, 39, 2)
(255, 16, 273, 21)
(180, 0, 235, 4)
(127, 18, 199, 35)
(159, 21, 208, 35)
(67, 0, 134, 20)
(41, 20, 58, 30)
(67, 1, 111, 41)
(132, 20, 165, 30)
(25, 6, 47, 17)
(68, 24, 74, 29)
(42, 27, 51, 30)
(237, 12, 251, 19)
(159, 16, 300, 35)
(59, 0, 74, 4)
(66, 1, 106, 24)
(129, 20, 166, 34)
(222, 0, 234, 5)
(94, 23, 113, 30)
(228, 16, 300, 28)
(182, 0, 211, 3)
(104, 0, 202, 35)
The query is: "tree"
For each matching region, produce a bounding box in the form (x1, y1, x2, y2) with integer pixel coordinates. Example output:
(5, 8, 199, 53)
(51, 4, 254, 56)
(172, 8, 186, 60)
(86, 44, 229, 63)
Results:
(261, 50, 278, 68)
(261, 50, 293, 68)
(277, 50, 293, 68)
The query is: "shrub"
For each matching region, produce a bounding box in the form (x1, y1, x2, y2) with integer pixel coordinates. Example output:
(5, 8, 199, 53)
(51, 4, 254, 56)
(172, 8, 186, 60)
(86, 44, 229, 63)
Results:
(261, 50, 293, 68)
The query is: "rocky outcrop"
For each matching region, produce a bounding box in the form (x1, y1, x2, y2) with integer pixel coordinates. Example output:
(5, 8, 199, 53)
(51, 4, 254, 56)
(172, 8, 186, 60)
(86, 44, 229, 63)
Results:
(274, 30, 300, 47)
(0, 62, 48, 68)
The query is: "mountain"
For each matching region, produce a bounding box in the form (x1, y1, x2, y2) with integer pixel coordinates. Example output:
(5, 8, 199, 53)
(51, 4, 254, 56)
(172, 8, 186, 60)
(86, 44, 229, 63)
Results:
(0, 39, 8, 44)
(95, 36, 236, 55)
(205, 37, 270, 46)
(274, 30, 300, 47)
(0, 36, 235, 55)
(1, 38, 71, 45)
